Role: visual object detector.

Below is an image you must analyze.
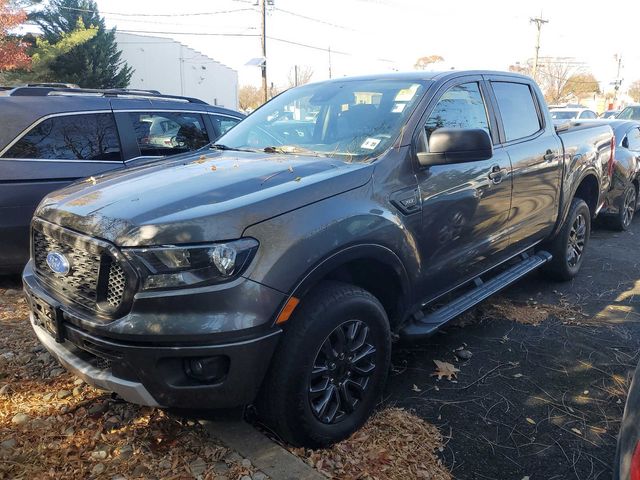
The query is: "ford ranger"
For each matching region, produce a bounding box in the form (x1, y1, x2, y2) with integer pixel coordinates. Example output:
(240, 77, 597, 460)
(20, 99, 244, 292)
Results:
(23, 71, 614, 448)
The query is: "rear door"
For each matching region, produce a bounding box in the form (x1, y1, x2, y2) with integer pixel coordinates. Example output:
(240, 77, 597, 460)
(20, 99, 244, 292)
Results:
(0, 112, 123, 270)
(486, 77, 563, 252)
(415, 77, 513, 300)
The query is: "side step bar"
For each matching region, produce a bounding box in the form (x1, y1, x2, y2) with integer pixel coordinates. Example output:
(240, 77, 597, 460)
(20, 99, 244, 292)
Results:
(400, 251, 552, 340)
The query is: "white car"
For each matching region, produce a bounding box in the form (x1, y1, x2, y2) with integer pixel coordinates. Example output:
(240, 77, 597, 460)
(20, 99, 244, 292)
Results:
(550, 108, 598, 124)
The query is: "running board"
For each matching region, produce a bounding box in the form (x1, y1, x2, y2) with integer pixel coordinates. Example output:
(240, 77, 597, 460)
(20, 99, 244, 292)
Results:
(400, 251, 552, 340)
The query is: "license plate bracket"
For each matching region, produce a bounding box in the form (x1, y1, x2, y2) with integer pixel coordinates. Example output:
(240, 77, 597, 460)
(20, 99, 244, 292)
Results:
(31, 295, 65, 343)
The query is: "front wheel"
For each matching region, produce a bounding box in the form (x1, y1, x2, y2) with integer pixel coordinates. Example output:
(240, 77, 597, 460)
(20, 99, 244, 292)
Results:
(542, 197, 591, 281)
(256, 282, 391, 448)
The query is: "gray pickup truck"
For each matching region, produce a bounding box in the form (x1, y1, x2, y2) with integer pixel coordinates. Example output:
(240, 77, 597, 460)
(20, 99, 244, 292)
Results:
(23, 71, 614, 448)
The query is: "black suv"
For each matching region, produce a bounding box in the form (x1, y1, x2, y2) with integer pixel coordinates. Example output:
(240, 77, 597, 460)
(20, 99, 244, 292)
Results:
(0, 87, 244, 273)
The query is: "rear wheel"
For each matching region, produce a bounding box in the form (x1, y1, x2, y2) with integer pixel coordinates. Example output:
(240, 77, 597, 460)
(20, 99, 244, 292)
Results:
(257, 282, 391, 448)
(609, 185, 637, 231)
(542, 197, 591, 281)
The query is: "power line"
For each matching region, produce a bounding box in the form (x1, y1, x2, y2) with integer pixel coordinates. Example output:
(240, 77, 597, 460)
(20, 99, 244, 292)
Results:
(59, 5, 255, 17)
(117, 29, 259, 38)
(274, 7, 353, 30)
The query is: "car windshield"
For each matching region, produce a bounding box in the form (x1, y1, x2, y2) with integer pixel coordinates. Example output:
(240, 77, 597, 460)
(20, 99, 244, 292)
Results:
(617, 106, 640, 120)
(550, 110, 578, 119)
(217, 78, 428, 161)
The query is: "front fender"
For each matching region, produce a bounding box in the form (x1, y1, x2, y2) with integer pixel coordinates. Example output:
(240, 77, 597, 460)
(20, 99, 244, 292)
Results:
(241, 184, 420, 318)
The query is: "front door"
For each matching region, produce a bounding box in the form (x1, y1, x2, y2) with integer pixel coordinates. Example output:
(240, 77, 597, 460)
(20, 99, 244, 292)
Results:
(414, 79, 512, 302)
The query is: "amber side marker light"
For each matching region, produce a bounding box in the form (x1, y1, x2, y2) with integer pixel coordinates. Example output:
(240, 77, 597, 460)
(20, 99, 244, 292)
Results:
(276, 296, 300, 324)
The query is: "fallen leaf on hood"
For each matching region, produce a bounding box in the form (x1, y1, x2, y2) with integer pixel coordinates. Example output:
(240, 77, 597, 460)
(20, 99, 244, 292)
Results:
(210, 165, 217, 171)
(288, 165, 294, 173)
(571, 428, 582, 435)
(526, 417, 536, 425)
(412, 384, 422, 392)
(86, 176, 97, 185)
(431, 360, 460, 381)
(294, 176, 302, 182)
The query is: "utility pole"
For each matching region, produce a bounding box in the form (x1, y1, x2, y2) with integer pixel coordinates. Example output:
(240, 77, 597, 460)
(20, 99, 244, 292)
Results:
(530, 15, 548, 81)
(294, 65, 298, 86)
(260, 0, 268, 103)
(613, 54, 623, 103)
(328, 46, 332, 79)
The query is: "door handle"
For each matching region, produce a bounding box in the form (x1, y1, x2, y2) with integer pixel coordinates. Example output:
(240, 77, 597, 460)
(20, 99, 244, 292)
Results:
(488, 165, 503, 184)
(543, 149, 556, 162)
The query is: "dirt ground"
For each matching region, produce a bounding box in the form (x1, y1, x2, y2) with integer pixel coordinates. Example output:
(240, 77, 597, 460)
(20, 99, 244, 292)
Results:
(385, 218, 640, 479)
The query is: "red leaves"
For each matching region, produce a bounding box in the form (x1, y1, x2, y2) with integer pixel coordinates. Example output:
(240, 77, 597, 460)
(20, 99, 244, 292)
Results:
(0, 0, 30, 71)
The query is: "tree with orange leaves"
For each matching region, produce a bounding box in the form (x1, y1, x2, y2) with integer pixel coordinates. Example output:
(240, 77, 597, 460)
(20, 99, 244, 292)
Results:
(0, 0, 30, 71)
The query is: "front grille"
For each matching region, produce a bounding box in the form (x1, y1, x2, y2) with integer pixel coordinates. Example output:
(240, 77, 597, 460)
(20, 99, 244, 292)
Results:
(33, 230, 100, 310)
(32, 221, 135, 318)
(106, 263, 126, 308)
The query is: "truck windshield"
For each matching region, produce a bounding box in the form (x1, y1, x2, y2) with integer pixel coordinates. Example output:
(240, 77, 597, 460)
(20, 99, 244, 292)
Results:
(217, 78, 428, 161)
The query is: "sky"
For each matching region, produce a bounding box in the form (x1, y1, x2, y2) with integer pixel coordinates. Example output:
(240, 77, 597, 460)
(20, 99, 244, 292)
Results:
(92, 0, 640, 93)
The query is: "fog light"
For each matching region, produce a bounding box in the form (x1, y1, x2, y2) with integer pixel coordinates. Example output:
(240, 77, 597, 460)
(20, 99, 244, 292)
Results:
(184, 356, 229, 383)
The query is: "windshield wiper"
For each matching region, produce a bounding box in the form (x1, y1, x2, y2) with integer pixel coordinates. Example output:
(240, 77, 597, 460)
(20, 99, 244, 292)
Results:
(209, 143, 256, 153)
(263, 145, 325, 156)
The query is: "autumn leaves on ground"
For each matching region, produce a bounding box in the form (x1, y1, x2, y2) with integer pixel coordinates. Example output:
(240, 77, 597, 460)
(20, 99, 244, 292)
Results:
(0, 285, 451, 480)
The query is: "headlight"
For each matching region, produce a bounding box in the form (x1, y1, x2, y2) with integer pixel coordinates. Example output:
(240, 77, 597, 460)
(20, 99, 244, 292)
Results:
(123, 238, 259, 290)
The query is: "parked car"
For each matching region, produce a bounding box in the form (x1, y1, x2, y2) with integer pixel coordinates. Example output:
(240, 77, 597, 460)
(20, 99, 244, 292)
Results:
(550, 107, 598, 124)
(614, 359, 640, 479)
(618, 106, 640, 121)
(572, 120, 640, 230)
(600, 109, 622, 119)
(0, 87, 244, 273)
(23, 70, 614, 448)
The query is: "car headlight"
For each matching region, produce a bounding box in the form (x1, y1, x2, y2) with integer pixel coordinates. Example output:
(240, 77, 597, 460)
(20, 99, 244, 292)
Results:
(123, 238, 259, 290)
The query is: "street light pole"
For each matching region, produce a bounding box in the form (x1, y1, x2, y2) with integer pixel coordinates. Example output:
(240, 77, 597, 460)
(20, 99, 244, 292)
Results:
(260, 0, 268, 103)
(530, 15, 548, 81)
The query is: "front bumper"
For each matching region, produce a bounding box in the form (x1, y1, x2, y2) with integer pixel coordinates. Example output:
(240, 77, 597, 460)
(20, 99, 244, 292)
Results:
(24, 262, 284, 409)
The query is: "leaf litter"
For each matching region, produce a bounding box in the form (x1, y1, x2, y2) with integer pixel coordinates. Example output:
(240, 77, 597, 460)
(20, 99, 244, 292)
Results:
(289, 408, 451, 480)
(0, 287, 257, 479)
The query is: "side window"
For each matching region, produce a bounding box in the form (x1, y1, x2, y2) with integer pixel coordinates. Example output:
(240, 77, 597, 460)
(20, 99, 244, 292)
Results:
(491, 82, 542, 142)
(4, 113, 121, 161)
(425, 82, 490, 138)
(626, 128, 640, 151)
(581, 111, 596, 119)
(128, 111, 210, 156)
(210, 114, 241, 139)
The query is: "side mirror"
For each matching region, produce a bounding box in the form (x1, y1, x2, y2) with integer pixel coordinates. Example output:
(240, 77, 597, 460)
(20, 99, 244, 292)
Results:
(417, 128, 493, 166)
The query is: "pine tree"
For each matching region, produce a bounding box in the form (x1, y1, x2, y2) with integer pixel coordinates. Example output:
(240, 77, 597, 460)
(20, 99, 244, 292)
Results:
(32, 0, 132, 88)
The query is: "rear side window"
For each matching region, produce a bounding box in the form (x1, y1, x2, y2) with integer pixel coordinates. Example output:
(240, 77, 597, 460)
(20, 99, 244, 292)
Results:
(580, 110, 597, 119)
(492, 82, 542, 142)
(424, 82, 490, 138)
(210, 114, 241, 138)
(128, 111, 210, 156)
(3, 113, 121, 161)
(626, 127, 640, 150)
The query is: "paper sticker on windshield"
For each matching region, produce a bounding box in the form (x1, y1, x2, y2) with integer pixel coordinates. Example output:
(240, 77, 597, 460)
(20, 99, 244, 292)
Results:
(395, 84, 420, 102)
(361, 138, 381, 150)
(392, 103, 406, 113)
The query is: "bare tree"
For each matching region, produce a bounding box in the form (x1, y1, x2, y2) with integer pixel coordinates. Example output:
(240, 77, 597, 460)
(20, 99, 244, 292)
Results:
(287, 65, 314, 88)
(535, 58, 595, 105)
(414, 55, 444, 70)
(628, 80, 640, 103)
(238, 84, 263, 112)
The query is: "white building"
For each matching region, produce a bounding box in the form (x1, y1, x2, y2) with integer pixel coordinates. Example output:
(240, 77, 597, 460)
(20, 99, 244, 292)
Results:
(115, 32, 238, 110)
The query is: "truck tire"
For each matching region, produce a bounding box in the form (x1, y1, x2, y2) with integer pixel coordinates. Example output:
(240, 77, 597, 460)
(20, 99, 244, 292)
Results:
(257, 281, 391, 448)
(608, 184, 637, 231)
(542, 197, 591, 281)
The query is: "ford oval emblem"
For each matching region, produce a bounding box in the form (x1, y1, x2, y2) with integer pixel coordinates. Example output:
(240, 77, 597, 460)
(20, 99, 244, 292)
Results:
(46, 251, 70, 276)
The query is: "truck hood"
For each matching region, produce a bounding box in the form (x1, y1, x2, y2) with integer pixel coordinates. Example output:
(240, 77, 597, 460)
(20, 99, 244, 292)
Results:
(36, 150, 373, 246)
